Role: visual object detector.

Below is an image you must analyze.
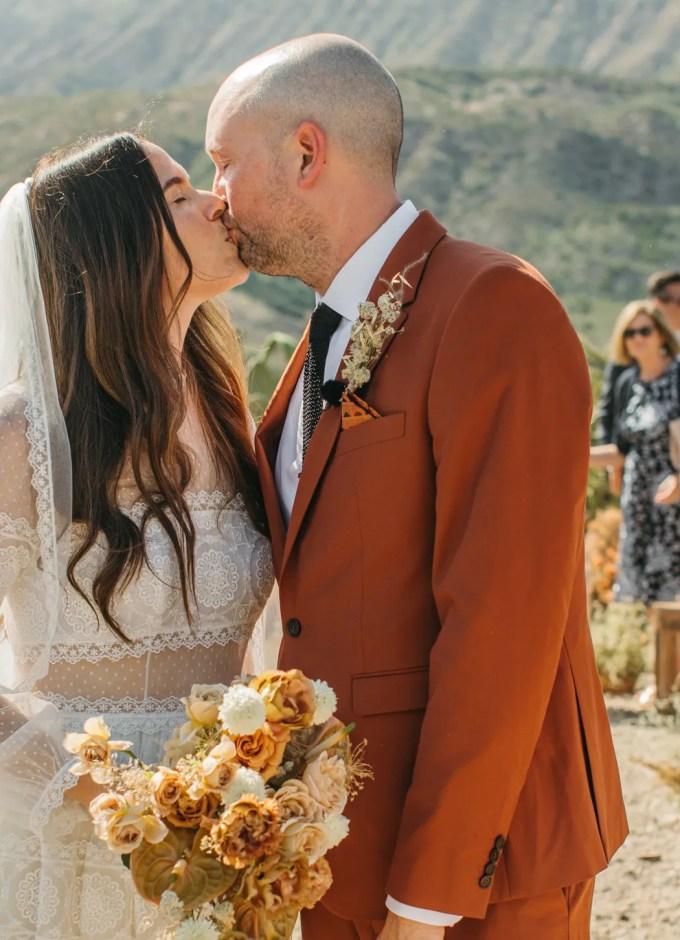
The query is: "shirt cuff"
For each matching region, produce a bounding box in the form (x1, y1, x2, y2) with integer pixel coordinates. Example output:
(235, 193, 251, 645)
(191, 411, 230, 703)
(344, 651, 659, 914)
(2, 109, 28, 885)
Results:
(385, 896, 463, 927)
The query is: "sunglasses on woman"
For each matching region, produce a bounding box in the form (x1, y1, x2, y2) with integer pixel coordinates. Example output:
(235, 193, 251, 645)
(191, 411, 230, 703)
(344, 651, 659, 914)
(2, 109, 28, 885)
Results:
(623, 326, 655, 339)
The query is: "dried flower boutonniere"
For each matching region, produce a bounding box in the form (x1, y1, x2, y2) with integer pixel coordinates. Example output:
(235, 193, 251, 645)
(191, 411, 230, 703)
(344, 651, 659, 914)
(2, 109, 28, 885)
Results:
(323, 260, 422, 430)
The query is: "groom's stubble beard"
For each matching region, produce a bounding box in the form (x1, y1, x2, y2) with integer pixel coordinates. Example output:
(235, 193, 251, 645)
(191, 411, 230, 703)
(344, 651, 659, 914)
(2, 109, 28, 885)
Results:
(232, 167, 333, 289)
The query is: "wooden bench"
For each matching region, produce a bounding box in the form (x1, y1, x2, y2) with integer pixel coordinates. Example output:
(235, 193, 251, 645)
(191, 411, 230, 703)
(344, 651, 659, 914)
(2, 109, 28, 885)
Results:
(650, 602, 680, 698)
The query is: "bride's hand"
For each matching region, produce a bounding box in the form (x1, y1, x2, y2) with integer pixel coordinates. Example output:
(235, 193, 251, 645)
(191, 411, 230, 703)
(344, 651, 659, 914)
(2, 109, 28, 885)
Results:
(65, 774, 105, 810)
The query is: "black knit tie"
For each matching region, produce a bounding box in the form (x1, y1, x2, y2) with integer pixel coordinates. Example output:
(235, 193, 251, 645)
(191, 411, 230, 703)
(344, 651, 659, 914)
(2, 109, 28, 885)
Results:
(302, 302, 342, 458)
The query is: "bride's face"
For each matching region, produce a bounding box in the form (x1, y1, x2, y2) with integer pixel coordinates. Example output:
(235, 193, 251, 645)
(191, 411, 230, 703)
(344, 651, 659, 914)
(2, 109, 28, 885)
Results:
(144, 142, 248, 306)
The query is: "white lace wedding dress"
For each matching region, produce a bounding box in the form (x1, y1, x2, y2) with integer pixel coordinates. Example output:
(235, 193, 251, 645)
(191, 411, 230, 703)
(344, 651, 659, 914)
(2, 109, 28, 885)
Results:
(0, 438, 274, 937)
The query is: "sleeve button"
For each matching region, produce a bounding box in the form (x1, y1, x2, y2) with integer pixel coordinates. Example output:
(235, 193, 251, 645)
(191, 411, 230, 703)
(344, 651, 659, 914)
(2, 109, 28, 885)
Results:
(286, 618, 302, 637)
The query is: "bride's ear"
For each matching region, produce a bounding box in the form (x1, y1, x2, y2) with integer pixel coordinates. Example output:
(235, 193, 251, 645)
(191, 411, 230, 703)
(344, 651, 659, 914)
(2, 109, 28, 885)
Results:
(295, 122, 326, 189)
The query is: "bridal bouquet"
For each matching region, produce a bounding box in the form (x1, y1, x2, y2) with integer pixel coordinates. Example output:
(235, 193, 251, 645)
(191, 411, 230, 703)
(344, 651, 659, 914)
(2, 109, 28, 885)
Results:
(64, 670, 371, 940)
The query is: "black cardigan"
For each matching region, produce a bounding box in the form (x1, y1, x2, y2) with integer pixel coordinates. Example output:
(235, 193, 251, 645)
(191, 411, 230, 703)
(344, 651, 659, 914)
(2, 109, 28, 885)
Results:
(599, 359, 680, 456)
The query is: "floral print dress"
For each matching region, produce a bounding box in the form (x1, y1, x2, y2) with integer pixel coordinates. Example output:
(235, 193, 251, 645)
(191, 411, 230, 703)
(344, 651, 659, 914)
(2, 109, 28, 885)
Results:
(615, 363, 680, 604)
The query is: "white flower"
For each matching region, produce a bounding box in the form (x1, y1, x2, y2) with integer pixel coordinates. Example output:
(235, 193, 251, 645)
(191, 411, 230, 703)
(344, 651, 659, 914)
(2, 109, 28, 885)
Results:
(212, 901, 235, 928)
(322, 814, 350, 851)
(218, 685, 266, 735)
(312, 680, 337, 725)
(220, 766, 266, 805)
(174, 919, 220, 940)
(159, 890, 184, 922)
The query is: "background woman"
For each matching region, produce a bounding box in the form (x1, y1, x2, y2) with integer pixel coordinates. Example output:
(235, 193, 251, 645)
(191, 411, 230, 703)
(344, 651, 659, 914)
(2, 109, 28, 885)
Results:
(590, 300, 680, 605)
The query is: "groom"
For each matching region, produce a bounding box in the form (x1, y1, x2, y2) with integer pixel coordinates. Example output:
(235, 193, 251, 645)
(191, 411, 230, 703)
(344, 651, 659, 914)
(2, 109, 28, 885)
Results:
(206, 34, 628, 939)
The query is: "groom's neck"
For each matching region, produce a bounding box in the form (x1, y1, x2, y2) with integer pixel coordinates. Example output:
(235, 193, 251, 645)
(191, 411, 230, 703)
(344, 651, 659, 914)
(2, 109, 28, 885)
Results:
(314, 190, 402, 295)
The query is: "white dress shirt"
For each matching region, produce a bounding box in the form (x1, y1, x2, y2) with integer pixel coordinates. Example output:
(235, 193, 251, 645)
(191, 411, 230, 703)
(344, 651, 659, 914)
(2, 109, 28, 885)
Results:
(274, 200, 462, 929)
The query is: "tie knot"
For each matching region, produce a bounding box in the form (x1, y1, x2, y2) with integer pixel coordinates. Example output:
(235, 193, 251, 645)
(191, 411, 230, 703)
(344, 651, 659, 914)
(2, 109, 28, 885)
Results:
(310, 302, 342, 344)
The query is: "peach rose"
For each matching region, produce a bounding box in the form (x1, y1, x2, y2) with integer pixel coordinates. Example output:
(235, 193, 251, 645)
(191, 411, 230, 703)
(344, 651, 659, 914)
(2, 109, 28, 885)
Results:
(182, 684, 229, 727)
(249, 670, 315, 731)
(272, 780, 322, 824)
(302, 751, 348, 816)
(207, 794, 282, 868)
(280, 819, 328, 864)
(232, 723, 288, 782)
(165, 790, 221, 829)
(150, 767, 185, 817)
(103, 804, 168, 854)
(200, 739, 238, 792)
(64, 717, 133, 782)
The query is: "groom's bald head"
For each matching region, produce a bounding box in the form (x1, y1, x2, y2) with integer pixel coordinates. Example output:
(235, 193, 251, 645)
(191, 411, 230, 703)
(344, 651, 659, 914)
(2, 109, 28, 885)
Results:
(205, 35, 403, 288)
(208, 34, 403, 181)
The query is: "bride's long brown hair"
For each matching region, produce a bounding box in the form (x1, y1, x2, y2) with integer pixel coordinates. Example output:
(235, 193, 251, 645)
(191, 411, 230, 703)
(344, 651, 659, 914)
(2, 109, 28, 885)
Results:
(29, 132, 266, 641)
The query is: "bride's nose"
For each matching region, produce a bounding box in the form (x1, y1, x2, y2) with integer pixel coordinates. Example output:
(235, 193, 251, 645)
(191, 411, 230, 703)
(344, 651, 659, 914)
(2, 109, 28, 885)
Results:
(202, 191, 227, 220)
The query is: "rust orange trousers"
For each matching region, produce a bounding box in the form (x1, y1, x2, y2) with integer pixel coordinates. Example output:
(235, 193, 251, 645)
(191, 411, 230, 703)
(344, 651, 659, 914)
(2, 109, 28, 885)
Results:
(301, 879, 595, 940)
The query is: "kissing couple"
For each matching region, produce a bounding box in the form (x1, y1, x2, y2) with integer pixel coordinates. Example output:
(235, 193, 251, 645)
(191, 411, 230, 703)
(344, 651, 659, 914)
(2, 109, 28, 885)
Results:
(0, 33, 627, 940)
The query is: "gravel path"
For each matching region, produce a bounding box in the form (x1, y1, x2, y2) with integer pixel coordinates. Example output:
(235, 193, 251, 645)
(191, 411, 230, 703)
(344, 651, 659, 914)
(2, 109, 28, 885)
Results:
(592, 696, 680, 939)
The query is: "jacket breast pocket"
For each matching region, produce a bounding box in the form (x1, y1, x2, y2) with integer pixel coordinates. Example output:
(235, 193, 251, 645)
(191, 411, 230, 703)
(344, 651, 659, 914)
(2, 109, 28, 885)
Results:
(334, 412, 405, 456)
(352, 666, 429, 716)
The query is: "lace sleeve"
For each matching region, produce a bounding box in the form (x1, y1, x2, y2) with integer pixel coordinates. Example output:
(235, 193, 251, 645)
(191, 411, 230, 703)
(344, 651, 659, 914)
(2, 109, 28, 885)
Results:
(0, 390, 40, 597)
(0, 390, 77, 833)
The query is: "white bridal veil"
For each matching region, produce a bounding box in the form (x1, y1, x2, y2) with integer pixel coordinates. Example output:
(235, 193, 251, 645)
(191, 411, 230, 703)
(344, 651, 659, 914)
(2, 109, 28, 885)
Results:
(0, 180, 75, 830)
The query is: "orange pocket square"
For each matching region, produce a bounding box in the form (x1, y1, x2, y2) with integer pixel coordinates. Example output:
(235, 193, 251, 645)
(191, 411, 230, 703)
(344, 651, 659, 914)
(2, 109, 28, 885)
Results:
(341, 393, 381, 430)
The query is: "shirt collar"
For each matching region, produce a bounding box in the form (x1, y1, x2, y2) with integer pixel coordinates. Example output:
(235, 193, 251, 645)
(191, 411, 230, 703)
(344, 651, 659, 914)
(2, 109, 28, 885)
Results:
(316, 200, 419, 323)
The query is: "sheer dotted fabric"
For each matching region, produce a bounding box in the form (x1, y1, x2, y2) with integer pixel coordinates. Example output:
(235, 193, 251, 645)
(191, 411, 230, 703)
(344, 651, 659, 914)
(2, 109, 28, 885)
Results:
(0, 433, 274, 936)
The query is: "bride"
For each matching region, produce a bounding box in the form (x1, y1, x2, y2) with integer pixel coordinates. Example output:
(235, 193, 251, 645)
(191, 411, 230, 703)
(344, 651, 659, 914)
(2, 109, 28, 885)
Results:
(0, 133, 275, 937)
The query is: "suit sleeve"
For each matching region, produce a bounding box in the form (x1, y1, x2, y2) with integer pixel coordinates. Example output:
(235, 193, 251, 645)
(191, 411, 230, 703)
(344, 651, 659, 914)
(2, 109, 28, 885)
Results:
(386, 263, 592, 919)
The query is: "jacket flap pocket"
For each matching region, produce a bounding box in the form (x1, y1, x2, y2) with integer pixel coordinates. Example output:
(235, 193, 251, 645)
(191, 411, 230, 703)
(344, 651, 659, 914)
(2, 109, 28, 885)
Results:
(352, 666, 429, 716)
(335, 412, 405, 456)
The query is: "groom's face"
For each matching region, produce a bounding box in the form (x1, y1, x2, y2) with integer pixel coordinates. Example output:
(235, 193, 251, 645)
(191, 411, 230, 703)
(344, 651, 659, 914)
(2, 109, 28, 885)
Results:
(206, 110, 295, 275)
(206, 106, 327, 281)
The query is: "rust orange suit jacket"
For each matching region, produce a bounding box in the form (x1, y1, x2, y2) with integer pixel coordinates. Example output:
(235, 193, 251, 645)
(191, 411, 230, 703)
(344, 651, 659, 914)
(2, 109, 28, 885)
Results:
(255, 211, 628, 922)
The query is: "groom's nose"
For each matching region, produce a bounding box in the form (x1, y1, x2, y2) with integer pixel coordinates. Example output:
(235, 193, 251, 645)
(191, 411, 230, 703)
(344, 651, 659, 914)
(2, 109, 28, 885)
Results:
(212, 170, 227, 200)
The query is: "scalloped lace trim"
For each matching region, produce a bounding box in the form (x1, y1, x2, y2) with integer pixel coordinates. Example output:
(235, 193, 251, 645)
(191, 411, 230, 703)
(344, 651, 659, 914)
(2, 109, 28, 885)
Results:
(43, 621, 250, 664)
(29, 762, 79, 833)
(43, 692, 184, 714)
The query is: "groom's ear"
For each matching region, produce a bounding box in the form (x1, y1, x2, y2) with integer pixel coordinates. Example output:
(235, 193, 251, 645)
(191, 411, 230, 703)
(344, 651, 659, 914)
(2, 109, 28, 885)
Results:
(294, 122, 326, 190)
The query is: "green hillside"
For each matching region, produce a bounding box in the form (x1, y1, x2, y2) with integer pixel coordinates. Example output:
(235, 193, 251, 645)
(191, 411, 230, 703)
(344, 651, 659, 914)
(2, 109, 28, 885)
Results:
(3, 67, 679, 350)
(3, 0, 680, 94)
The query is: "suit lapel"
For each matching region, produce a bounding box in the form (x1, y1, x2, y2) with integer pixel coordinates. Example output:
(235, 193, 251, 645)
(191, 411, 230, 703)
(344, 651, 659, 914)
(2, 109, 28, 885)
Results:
(255, 329, 308, 575)
(278, 210, 448, 576)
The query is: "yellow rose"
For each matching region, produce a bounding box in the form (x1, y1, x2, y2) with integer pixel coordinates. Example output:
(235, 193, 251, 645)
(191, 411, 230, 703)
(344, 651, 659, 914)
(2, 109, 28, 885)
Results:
(232, 723, 288, 782)
(150, 767, 185, 817)
(207, 794, 282, 868)
(302, 751, 348, 816)
(182, 684, 229, 727)
(64, 716, 133, 781)
(249, 670, 315, 731)
(272, 780, 322, 824)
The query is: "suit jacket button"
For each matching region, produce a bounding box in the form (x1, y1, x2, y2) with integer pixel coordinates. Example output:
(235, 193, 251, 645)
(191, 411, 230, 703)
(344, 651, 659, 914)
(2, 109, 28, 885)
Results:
(286, 618, 302, 638)
(484, 862, 496, 876)
(479, 875, 492, 889)
(495, 836, 506, 851)
(489, 848, 500, 862)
